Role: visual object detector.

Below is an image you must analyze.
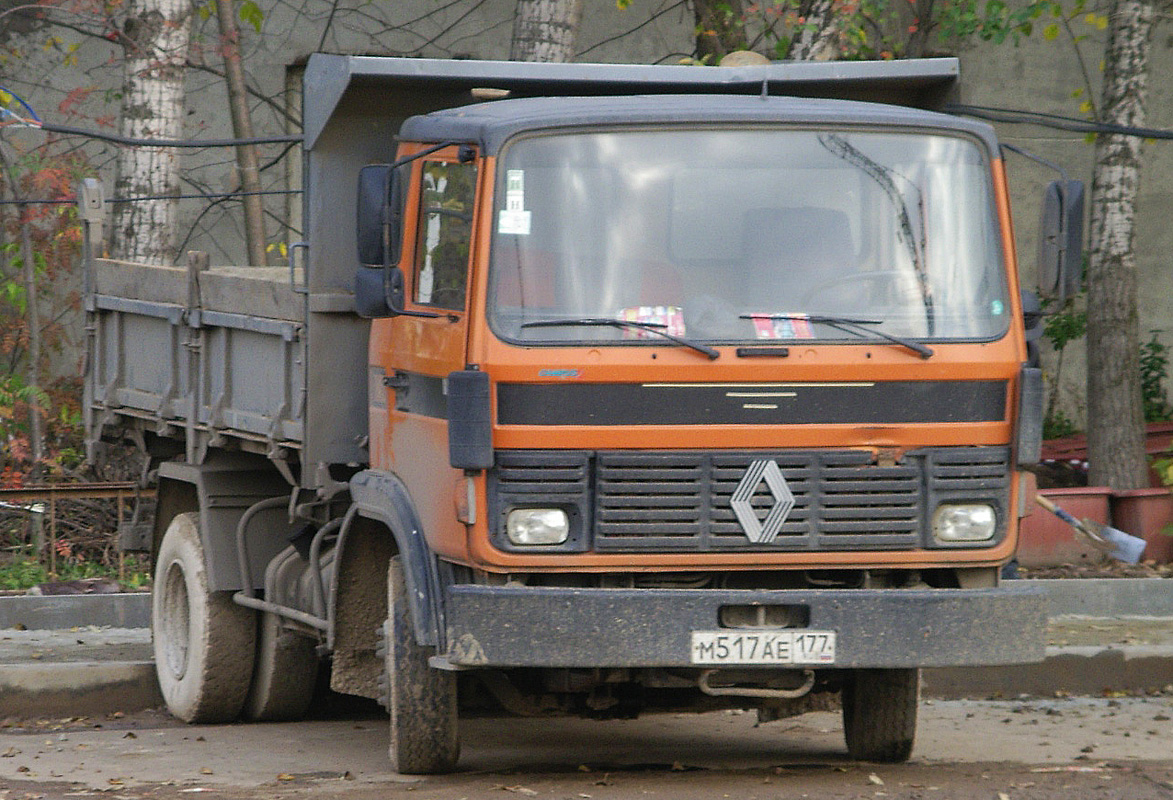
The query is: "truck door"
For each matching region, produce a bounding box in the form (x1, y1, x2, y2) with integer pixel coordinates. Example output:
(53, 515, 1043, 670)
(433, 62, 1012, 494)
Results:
(377, 153, 479, 560)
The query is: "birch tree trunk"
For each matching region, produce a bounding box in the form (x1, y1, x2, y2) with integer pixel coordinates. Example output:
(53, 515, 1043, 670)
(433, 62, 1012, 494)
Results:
(111, 0, 192, 266)
(511, 0, 583, 62)
(1085, 0, 1154, 488)
(788, 0, 840, 61)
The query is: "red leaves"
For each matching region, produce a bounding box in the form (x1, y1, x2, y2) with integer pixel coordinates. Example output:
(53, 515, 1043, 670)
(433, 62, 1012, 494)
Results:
(57, 86, 94, 117)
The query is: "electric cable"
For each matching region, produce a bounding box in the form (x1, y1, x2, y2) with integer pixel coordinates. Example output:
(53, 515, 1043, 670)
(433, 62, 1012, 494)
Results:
(34, 120, 304, 147)
(948, 103, 1173, 141)
(0, 85, 41, 122)
(0, 189, 302, 205)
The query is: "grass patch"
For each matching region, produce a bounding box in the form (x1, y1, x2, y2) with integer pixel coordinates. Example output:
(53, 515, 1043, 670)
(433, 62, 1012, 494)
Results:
(0, 552, 151, 592)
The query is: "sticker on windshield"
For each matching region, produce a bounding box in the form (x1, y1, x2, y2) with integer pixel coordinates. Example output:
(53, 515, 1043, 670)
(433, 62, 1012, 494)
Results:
(506, 169, 525, 207)
(749, 314, 814, 339)
(499, 170, 531, 234)
(618, 306, 686, 337)
(498, 209, 531, 235)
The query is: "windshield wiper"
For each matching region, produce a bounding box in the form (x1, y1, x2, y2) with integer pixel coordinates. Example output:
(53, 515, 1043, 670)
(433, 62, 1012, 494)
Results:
(741, 313, 934, 360)
(520, 318, 720, 360)
(818, 134, 936, 336)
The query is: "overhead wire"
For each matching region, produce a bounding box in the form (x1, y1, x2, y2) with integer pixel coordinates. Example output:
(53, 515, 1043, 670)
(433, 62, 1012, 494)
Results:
(947, 103, 1173, 141)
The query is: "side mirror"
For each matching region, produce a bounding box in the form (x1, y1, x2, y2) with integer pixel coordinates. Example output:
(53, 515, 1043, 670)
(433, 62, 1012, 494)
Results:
(355, 265, 406, 318)
(1038, 179, 1084, 303)
(357, 164, 404, 267)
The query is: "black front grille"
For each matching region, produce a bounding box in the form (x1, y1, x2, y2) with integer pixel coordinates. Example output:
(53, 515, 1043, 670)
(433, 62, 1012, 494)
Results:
(596, 451, 922, 551)
(488, 447, 1010, 553)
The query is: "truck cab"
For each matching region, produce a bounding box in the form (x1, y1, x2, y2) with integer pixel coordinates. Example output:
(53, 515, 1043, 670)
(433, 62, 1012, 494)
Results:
(351, 87, 1045, 769)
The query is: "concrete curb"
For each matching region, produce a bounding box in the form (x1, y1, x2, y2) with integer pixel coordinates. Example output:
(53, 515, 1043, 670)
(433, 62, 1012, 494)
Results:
(1033, 578, 1173, 617)
(0, 592, 150, 630)
(0, 661, 161, 718)
(925, 645, 1173, 698)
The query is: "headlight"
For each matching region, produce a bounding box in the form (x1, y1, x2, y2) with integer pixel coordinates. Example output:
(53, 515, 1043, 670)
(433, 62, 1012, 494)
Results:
(506, 508, 570, 545)
(932, 504, 997, 542)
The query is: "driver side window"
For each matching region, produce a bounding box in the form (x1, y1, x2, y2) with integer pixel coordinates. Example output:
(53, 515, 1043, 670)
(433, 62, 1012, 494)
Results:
(414, 160, 476, 311)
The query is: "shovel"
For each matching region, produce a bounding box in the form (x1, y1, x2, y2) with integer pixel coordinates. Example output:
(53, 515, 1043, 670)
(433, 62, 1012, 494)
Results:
(1034, 495, 1147, 564)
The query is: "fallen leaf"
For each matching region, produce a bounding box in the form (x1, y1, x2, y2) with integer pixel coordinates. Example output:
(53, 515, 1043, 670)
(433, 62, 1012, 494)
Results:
(1, 747, 18, 757)
(868, 773, 885, 786)
(276, 774, 295, 781)
(200, 768, 213, 775)
(501, 787, 538, 797)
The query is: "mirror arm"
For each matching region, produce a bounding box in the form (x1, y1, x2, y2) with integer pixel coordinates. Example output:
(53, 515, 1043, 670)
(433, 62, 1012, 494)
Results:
(375, 140, 467, 320)
(1000, 143, 1070, 182)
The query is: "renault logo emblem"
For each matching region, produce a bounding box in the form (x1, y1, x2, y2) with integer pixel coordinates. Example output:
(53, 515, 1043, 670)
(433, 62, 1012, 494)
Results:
(731, 460, 795, 544)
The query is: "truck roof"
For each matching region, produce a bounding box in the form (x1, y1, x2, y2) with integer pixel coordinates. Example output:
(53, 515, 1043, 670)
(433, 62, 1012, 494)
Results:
(303, 55, 960, 149)
(397, 93, 999, 155)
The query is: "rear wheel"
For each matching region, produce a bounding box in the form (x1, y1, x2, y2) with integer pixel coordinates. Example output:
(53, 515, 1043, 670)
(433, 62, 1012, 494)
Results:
(152, 512, 256, 723)
(242, 612, 320, 721)
(841, 668, 919, 763)
(380, 556, 459, 774)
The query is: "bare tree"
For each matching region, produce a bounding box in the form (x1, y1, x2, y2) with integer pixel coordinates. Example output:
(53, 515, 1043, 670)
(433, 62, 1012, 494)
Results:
(511, 0, 583, 62)
(1084, 0, 1155, 489)
(215, 0, 267, 266)
(110, 0, 193, 265)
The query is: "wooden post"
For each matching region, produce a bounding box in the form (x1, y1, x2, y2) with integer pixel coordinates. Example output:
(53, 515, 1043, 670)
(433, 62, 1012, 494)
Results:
(49, 492, 57, 577)
(30, 503, 44, 562)
(117, 490, 126, 583)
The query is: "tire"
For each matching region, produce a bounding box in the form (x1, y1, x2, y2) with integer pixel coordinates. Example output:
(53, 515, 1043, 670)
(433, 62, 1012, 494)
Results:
(242, 612, 320, 721)
(381, 556, 459, 774)
(841, 668, 919, 763)
(152, 512, 257, 723)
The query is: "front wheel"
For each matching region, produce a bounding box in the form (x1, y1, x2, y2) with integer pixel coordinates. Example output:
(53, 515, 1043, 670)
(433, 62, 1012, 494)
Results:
(841, 668, 919, 763)
(152, 512, 257, 723)
(380, 556, 459, 774)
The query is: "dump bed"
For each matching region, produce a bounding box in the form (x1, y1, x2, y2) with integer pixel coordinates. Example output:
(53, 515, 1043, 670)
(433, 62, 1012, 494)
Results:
(86, 256, 307, 461)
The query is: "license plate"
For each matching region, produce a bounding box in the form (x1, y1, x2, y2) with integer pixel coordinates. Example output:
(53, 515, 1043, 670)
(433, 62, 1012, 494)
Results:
(690, 630, 836, 665)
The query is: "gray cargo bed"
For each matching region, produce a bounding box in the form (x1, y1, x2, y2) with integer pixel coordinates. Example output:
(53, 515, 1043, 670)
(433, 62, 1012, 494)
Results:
(86, 256, 306, 458)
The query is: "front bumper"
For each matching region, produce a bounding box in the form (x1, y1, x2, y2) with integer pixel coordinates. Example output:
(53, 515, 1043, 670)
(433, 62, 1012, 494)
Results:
(443, 584, 1046, 669)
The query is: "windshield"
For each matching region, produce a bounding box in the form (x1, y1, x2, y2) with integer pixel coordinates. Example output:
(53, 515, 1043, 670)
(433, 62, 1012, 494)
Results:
(488, 127, 1008, 346)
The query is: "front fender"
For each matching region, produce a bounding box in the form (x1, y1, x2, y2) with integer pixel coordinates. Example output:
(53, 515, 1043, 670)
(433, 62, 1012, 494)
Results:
(346, 469, 443, 647)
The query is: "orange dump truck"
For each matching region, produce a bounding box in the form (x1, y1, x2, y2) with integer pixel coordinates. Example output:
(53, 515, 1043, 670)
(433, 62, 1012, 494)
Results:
(85, 55, 1080, 773)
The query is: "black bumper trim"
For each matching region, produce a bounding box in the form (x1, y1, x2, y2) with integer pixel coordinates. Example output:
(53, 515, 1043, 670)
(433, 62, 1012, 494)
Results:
(443, 584, 1046, 669)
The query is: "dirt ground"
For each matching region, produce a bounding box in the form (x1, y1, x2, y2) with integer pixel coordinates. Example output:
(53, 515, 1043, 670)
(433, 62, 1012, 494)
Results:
(2, 696, 1173, 800)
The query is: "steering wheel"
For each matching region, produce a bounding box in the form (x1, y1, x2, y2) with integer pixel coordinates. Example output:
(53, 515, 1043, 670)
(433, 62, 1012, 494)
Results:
(800, 270, 911, 309)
